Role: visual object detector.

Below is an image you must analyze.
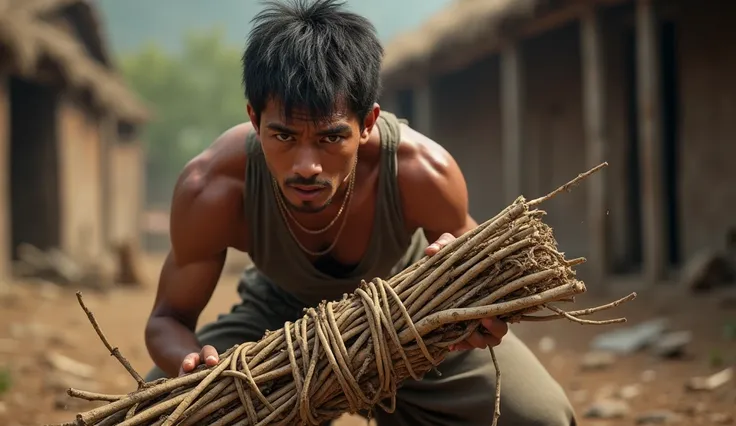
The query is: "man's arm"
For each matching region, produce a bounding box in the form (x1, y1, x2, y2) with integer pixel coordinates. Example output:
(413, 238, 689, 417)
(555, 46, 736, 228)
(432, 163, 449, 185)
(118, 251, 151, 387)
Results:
(145, 150, 245, 378)
(397, 126, 476, 244)
(397, 126, 508, 350)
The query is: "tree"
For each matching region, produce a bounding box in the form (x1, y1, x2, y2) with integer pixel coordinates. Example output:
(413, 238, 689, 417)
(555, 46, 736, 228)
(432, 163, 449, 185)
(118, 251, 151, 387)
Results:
(119, 28, 246, 205)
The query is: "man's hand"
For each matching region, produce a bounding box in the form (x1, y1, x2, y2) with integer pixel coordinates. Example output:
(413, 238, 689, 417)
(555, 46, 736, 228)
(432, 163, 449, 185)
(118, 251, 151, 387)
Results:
(179, 345, 220, 376)
(425, 232, 509, 351)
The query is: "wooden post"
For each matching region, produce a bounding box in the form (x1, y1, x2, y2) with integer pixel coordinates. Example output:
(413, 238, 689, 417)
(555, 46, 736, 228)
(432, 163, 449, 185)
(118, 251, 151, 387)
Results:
(636, 0, 667, 283)
(580, 7, 608, 288)
(413, 80, 433, 136)
(99, 114, 112, 248)
(0, 75, 9, 279)
(501, 42, 523, 203)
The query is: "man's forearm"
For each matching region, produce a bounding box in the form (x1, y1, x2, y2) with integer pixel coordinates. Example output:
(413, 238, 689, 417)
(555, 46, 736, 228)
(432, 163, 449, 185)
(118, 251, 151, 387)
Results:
(145, 316, 203, 378)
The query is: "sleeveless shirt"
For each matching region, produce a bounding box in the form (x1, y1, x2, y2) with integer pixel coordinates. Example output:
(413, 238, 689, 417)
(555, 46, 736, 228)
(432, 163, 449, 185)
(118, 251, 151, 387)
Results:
(243, 111, 428, 308)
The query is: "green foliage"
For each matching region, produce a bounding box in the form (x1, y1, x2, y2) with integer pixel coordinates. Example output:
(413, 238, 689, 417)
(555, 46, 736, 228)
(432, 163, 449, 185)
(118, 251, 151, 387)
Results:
(0, 366, 10, 395)
(119, 27, 247, 204)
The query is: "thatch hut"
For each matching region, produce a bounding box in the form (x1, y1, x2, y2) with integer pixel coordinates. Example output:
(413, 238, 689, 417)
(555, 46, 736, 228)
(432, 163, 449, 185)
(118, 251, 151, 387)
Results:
(379, 0, 736, 289)
(0, 0, 150, 283)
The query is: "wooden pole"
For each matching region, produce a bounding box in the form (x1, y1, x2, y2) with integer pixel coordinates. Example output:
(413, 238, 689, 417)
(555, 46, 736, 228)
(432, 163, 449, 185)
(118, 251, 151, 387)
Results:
(636, 0, 667, 283)
(501, 42, 523, 204)
(581, 7, 609, 289)
(0, 75, 9, 279)
(412, 80, 433, 136)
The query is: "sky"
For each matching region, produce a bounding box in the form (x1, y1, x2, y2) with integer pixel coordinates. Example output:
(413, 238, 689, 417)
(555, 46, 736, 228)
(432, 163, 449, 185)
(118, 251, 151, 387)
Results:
(96, 0, 451, 55)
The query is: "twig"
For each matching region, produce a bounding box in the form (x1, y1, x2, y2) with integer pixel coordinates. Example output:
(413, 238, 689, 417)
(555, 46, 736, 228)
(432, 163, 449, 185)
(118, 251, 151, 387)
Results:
(67, 389, 126, 402)
(545, 305, 626, 325)
(528, 162, 608, 206)
(520, 293, 637, 321)
(490, 348, 501, 426)
(75, 291, 146, 388)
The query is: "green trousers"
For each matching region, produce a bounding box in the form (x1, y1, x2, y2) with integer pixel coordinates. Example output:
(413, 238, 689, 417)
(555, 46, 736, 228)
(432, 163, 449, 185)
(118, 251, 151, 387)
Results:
(145, 269, 578, 425)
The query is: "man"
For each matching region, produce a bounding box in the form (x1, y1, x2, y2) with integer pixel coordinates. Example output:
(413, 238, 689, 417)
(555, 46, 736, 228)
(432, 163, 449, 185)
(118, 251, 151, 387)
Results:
(144, 0, 577, 424)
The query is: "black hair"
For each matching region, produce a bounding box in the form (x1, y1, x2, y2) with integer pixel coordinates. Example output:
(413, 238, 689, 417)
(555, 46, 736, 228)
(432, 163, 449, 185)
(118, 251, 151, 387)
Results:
(242, 0, 383, 127)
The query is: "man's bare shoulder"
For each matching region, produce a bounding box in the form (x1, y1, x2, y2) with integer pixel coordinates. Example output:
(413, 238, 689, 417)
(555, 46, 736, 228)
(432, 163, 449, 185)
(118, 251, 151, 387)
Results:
(170, 123, 254, 260)
(176, 122, 253, 199)
(394, 122, 469, 232)
(395, 123, 464, 189)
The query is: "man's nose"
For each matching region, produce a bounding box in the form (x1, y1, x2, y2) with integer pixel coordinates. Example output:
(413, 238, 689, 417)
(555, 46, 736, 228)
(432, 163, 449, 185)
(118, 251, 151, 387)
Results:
(292, 146, 322, 178)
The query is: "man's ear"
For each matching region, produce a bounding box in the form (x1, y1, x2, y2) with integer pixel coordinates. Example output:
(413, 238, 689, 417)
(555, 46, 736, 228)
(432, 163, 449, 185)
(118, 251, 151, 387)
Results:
(247, 103, 259, 133)
(360, 103, 381, 143)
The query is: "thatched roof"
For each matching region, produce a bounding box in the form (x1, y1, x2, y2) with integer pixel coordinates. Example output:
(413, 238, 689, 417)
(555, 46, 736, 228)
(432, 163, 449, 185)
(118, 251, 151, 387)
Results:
(381, 0, 552, 88)
(0, 0, 150, 123)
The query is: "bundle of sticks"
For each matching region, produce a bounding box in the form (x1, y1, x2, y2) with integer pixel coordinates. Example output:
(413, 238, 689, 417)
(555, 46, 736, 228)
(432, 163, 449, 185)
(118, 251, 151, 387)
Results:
(54, 162, 636, 426)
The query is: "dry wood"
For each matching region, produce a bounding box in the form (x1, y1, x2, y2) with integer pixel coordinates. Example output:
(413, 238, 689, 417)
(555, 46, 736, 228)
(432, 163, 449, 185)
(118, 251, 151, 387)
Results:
(51, 162, 636, 426)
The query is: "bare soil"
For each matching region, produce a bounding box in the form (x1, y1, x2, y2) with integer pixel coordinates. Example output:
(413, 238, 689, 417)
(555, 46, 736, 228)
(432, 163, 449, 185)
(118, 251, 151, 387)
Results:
(0, 254, 734, 426)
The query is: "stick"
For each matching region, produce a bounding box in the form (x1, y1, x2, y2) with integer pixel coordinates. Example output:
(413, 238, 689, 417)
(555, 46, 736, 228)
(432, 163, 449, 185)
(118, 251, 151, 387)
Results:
(528, 162, 608, 206)
(490, 347, 501, 426)
(75, 291, 146, 388)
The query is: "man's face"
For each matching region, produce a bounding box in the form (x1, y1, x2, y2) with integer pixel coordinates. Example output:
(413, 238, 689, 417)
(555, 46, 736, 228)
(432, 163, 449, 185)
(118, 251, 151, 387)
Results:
(249, 99, 378, 213)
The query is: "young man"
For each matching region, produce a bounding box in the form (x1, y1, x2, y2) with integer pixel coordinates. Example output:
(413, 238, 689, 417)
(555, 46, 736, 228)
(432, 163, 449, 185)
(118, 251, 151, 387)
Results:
(144, 1, 577, 424)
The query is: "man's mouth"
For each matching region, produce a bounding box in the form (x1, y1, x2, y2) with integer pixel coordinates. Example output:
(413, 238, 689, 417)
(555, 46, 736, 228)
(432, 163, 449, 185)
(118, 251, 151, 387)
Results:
(289, 185, 326, 201)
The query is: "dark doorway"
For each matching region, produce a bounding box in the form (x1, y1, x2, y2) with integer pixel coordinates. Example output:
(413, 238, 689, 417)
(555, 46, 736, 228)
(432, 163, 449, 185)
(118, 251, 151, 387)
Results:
(395, 88, 415, 125)
(622, 28, 644, 273)
(9, 77, 61, 259)
(621, 17, 681, 272)
(660, 20, 681, 267)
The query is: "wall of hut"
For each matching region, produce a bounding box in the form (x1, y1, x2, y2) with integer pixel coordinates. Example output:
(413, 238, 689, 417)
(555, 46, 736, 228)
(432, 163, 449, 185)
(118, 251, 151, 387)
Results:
(109, 133, 144, 251)
(381, 0, 736, 281)
(430, 56, 506, 224)
(57, 96, 106, 262)
(676, 0, 736, 260)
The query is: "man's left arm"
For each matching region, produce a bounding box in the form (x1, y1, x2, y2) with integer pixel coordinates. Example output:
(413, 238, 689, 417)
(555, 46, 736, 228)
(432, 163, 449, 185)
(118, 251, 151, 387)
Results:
(398, 134, 508, 351)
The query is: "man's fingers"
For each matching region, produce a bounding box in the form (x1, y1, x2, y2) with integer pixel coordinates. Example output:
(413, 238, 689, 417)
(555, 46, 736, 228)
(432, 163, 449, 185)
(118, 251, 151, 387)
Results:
(450, 341, 475, 351)
(466, 331, 487, 349)
(425, 233, 456, 256)
(481, 317, 508, 339)
(181, 353, 200, 372)
(201, 345, 220, 366)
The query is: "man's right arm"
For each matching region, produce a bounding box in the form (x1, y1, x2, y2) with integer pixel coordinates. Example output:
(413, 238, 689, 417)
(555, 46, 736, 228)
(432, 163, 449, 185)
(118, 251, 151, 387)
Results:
(144, 155, 244, 378)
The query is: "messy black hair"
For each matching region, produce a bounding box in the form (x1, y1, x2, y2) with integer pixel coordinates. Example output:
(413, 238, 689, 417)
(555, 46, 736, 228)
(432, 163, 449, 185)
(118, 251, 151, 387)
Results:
(242, 0, 383, 127)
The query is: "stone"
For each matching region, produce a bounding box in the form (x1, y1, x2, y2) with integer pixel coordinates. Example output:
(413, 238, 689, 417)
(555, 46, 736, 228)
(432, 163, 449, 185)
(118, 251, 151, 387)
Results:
(581, 351, 616, 370)
(686, 367, 733, 391)
(617, 384, 642, 400)
(45, 352, 96, 379)
(538, 336, 556, 353)
(653, 331, 692, 358)
(641, 369, 657, 382)
(584, 399, 630, 419)
(636, 410, 683, 424)
(590, 318, 669, 354)
(44, 371, 100, 393)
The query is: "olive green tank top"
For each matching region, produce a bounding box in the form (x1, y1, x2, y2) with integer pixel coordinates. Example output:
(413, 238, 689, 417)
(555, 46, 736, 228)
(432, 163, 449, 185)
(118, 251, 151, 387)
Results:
(243, 111, 428, 307)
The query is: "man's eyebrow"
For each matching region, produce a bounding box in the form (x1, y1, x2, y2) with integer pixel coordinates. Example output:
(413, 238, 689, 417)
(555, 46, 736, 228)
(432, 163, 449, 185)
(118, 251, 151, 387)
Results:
(265, 122, 297, 134)
(316, 124, 352, 136)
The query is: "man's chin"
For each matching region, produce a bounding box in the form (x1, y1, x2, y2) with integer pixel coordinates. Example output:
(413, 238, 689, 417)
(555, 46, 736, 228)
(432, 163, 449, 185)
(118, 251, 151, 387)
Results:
(285, 199, 331, 214)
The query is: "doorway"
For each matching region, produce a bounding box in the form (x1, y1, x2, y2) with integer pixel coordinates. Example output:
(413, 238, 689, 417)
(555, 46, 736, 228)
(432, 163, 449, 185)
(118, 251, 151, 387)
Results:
(9, 77, 61, 259)
(660, 20, 681, 267)
(621, 17, 681, 272)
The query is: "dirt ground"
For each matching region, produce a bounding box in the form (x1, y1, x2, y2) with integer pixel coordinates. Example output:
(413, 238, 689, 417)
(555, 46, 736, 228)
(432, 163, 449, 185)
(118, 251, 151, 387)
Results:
(0, 253, 734, 426)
